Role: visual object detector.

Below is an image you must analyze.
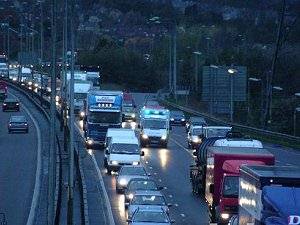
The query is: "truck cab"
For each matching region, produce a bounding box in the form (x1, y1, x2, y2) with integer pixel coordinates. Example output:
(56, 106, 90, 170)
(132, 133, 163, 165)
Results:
(139, 106, 170, 148)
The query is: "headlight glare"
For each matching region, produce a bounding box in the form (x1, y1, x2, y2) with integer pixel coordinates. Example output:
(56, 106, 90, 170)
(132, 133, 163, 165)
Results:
(221, 213, 230, 220)
(119, 178, 127, 186)
(142, 134, 148, 139)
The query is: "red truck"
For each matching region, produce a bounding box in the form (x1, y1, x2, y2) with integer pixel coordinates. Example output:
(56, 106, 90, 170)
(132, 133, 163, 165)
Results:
(0, 80, 7, 101)
(191, 146, 275, 225)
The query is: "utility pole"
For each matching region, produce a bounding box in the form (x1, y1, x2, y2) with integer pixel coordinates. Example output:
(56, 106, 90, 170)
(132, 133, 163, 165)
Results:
(264, 0, 286, 128)
(40, 0, 44, 62)
(168, 34, 172, 93)
(68, 0, 75, 223)
(172, 25, 177, 101)
(48, 0, 56, 224)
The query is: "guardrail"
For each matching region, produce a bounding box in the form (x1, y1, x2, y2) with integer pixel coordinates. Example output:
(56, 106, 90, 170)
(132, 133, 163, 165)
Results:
(3, 79, 63, 224)
(160, 98, 300, 148)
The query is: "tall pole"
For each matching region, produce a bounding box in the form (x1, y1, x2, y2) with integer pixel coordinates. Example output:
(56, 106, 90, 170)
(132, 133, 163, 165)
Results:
(230, 74, 233, 122)
(7, 24, 10, 77)
(48, 0, 56, 224)
(247, 78, 250, 123)
(68, 0, 75, 223)
(294, 110, 297, 136)
(195, 55, 198, 92)
(172, 26, 177, 101)
(40, 1, 44, 62)
(168, 35, 172, 93)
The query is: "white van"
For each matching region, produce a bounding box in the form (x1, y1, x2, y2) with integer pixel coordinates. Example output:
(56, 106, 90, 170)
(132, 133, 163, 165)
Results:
(104, 136, 144, 174)
(105, 128, 136, 147)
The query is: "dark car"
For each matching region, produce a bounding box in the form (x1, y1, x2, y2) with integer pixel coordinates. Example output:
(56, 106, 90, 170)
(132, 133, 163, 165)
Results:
(124, 178, 163, 204)
(2, 98, 20, 111)
(170, 110, 186, 126)
(8, 115, 28, 133)
(185, 116, 207, 132)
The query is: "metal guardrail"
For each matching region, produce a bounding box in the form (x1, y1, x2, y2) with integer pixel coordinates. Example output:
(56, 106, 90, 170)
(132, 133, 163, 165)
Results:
(161, 98, 300, 147)
(4, 79, 63, 224)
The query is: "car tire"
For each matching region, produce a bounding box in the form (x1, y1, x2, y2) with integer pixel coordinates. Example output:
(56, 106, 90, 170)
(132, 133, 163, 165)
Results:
(107, 168, 111, 175)
(8, 129, 11, 133)
(25, 129, 28, 133)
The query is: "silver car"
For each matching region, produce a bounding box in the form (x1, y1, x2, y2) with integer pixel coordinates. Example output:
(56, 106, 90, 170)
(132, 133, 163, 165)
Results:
(127, 208, 174, 225)
(116, 165, 149, 193)
(125, 178, 163, 205)
(127, 190, 171, 219)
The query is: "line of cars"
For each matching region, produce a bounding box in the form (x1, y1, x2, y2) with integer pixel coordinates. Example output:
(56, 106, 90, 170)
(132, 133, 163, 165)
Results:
(0, 80, 29, 133)
(102, 127, 175, 225)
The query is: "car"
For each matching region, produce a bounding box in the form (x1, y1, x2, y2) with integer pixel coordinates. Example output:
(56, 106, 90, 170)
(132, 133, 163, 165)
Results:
(116, 165, 149, 193)
(187, 125, 204, 149)
(170, 110, 186, 126)
(127, 190, 172, 219)
(125, 178, 163, 204)
(8, 116, 28, 133)
(2, 98, 20, 111)
(185, 116, 207, 132)
(127, 208, 174, 225)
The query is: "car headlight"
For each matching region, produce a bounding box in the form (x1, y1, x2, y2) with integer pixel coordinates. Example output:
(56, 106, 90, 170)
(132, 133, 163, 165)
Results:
(3, 103, 6, 106)
(16, 103, 19, 106)
(55, 96, 60, 102)
(192, 137, 200, 143)
(80, 111, 85, 117)
(132, 161, 139, 166)
(181, 118, 185, 121)
(28, 81, 32, 86)
(34, 83, 38, 87)
(12, 77, 17, 81)
(128, 193, 134, 199)
(161, 135, 167, 140)
(119, 178, 127, 186)
(142, 134, 148, 139)
(86, 139, 93, 145)
(170, 118, 174, 121)
(221, 213, 230, 220)
(131, 113, 136, 118)
(111, 160, 119, 165)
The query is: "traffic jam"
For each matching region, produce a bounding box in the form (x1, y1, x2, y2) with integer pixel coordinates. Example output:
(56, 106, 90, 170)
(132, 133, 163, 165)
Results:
(1, 60, 300, 225)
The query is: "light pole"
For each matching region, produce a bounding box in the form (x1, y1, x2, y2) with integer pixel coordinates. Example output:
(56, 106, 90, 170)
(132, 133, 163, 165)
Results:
(38, 0, 44, 63)
(247, 77, 261, 123)
(294, 107, 300, 136)
(193, 51, 201, 92)
(209, 65, 218, 115)
(228, 68, 238, 122)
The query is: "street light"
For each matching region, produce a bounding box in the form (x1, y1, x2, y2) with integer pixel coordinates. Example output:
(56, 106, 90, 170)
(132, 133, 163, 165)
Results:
(193, 51, 201, 92)
(228, 68, 238, 122)
(294, 107, 300, 136)
(247, 77, 261, 123)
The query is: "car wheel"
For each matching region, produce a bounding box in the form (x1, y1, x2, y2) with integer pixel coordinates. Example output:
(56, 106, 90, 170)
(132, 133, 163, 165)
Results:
(8, 129, 11, 133)
(25, 129, 28, 133)
(107, 168, 111, 175)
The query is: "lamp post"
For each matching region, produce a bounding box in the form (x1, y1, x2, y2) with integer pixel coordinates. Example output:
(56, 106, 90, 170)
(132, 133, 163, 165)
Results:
(193, 51, 201, 92)
(247, 77, 261, 123)
(209, 65, 218, 115)
(294, 107, 300, 136)
(228, 68, 238, 122)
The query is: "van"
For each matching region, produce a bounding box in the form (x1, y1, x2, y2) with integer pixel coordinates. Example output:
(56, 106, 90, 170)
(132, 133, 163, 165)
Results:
(104, 136, 144, 174)
(105, 128, 136, 147)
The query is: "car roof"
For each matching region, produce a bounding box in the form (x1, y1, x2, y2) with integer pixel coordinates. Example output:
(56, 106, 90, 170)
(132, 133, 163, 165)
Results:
(111, 137, 139, 144)
(10, 115, 26, 121)
(121, 165, 145, 169)
(133, 190, 163, 196)
(4, 98, 18, 102)
(134, 207, 166, 213)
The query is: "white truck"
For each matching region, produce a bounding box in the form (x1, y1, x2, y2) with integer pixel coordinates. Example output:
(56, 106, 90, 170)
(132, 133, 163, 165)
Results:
(0, 55, 8, 78)
(67, 80, 93, 119)
(139, 106, 170, 148)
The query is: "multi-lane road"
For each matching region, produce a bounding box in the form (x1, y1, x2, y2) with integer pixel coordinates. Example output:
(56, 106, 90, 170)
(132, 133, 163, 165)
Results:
(81, 93, 300, 225)
(0, 88, 49, 225)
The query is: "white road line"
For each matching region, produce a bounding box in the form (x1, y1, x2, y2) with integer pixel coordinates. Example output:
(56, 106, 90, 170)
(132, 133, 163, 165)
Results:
(74, 123, 116, 225)
(9, 92, 42, 225)
(170, 137, 193, 157)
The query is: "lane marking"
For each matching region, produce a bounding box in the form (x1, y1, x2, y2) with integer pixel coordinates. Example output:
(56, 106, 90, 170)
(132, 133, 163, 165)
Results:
(170, 137, 193, 157)
(74, 123, 116, 225)
(10, 92, 42, 225)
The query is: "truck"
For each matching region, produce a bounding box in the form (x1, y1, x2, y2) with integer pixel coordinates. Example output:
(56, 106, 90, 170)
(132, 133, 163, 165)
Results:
(238, 165, 300, 225)
(84, 90, 123, 147)
(0, 55, 8, 78)
(202, 147, 275, 224)
(139, 106, 170, 148)
(0, 80, 8, 101)
(122, 92, 137, 122)
(67, 80, 93, 119)
(86, 71, 100, 87)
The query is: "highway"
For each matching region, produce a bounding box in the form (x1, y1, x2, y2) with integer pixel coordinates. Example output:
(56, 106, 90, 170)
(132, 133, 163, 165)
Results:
(79, 92, 300, 225)
(0, 87, 48, 225)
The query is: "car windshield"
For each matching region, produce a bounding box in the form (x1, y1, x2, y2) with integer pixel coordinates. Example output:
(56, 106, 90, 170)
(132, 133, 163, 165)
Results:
(11, 116, 26, 122)
(192, 128, 203, 135)
(110, 143, 139, 154)
(133, 211, 169, 223)
(143, 120, 166, 129)
(132, 195, 166, 205)
(171, 111, 184, 117)
(222, 176, 239, 198)
(74, 93, 87, 100)
(123, 106, 134, 112)
(206, 128, 231, 138)
(88, 111, 120, 124)
(128, 180, 157, 191)
(120, 167, 146, 176)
